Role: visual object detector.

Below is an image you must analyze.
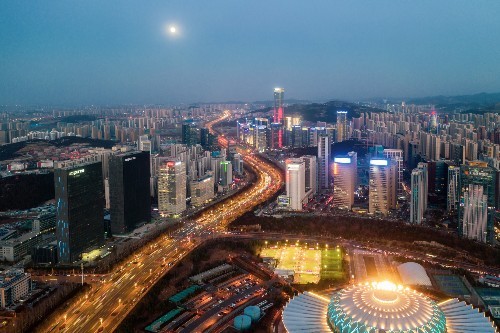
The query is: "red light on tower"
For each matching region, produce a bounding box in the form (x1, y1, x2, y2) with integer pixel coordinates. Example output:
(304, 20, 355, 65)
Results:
(274, 87, 285, 147)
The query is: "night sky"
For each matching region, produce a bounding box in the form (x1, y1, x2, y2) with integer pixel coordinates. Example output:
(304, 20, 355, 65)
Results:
(1, 1, 500, 105)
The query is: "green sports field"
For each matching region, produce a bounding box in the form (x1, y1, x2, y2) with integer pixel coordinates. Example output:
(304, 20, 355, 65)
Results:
(261, 243, 344, 284)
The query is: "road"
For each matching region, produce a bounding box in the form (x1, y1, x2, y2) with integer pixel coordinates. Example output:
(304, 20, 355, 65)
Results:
(35, 111, 283, 333)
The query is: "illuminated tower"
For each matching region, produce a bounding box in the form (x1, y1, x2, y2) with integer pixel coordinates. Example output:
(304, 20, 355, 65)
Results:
(158, 160, 186, 216)
(332, 152, 357, 210)
(336, 111, 348, 143)
(286, 158, 306, 211)
(274, 88, 285, 147)
(369, 158, 397, 215)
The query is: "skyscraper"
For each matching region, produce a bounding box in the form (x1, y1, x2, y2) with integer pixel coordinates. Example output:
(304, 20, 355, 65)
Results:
(369, 158, 397, 215)
(273, 88, 285, 124)
(410, 168, 426, 224)
(447, 166, 460, 212)
(55, 161, 104, 264)
(182, 122, 200, 146)
(273, 88, 284, 147)
(158, 160, 186, 216)
(332, 152, 357, 210)
(459, 161, 496, 243)
(318, 134, 331, 191)
(109, 151, 151, 234)
(301, 155, 317, 195)
(220, 161, 233, 187)
(383, 149, 404, 198)
(336, 111, 348, 143)
(462, 184, 488, 242)
(286, 159, 306, 211)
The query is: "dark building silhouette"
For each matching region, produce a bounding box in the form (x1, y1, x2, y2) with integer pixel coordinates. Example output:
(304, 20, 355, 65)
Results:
(109, 151, 151, 234)
(55, 161, 104, 264)
(182, 122, 200, 146)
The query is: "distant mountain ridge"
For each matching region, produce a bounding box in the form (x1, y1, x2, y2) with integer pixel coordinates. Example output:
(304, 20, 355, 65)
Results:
(407, 92, 500, 106)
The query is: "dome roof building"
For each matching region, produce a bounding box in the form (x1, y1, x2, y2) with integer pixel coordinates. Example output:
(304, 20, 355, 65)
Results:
(282, 282, 497, 333)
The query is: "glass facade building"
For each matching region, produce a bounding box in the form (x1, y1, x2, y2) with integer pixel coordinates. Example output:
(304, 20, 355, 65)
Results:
(109, 151, 151, 235)
(459, 161, 497, 243)
(55, 161, 104, 264)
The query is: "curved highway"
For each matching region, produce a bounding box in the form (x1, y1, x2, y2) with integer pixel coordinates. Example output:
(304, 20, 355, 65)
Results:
(36, 111, 283, 333)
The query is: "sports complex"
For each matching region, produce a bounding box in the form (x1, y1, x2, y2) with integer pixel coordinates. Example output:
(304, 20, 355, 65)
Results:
(260, 241, 344, 284)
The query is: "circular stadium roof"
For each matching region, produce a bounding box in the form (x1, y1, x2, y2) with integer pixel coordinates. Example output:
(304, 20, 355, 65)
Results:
(282, 285, 497, 333)
(397, 262, 433, 286)
(327, 282, 447, 333)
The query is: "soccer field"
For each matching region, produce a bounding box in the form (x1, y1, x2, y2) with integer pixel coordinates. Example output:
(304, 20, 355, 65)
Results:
(261, 244, 344, 284)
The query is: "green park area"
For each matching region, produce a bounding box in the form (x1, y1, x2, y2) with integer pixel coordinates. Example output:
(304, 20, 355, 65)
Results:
(261, 242, 344, 284)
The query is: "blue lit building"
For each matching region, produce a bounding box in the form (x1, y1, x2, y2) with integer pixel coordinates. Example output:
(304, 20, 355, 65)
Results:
(55, 161, 105, 264)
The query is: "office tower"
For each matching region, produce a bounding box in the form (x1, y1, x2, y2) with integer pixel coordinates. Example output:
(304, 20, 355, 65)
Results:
(450, 143, 465, 165)
(382, 149, 403, 198)
(220, 161, 233, 187)
(158, 160, 186, 216)
(292, 125, 303, 148)
(318, 134, 331, 191)
(332, 152, 357, 210)
(253, 125, 267, 152)
(109, 151, 151, 234)
(273, 88, 285, 124)
(182, 122, 200, 146)
(336, 111, 348, 143)
(459, 161, 496, 243)
(273, 87, 285, 147)
(369, 158, 397, 215)
(447, 166, 460, 212)
(301, 155, 317, 195)
(55, 161, 104, 264)
(233, 153, 244, 175)
(286, 159, 306, 211)
(268, 123, 282, 149)
(410, 168, 426, 224)
(462, 185, 488, 242)
(416, 162, 428, 212)
(190, 173, 215, 207)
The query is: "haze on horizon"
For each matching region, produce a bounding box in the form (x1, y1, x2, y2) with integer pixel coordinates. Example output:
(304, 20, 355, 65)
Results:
(1, 1, 500, 106)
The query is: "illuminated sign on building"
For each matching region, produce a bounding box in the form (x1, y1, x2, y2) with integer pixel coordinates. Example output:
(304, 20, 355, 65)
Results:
(124, 157, 136, 162)
(334, 157, 351, 164)
(277, 195, 290, 206)
(370, 159, 388, 166)
(69, 169, 85, 176)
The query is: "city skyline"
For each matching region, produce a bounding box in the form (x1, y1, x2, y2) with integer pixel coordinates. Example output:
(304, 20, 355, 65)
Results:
(2, 1, 500, 105)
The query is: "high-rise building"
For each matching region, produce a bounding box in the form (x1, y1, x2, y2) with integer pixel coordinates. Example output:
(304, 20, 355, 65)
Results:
(220, 161, 233, 187)
(416, 162, 428, 212)
(332, 152, 357, 210)
(190, 173, 215, 207)
(253, 125, 267, 152)
(410, 168, 426, 224)
(447, 166, 460, 212)
(461, 184, 488, 242)
(382, 149, 403, 198)
(301, 155, 317, 195)
(109, 151, 151, 234)
(55, 161, 104, 264)
(286, 159, 306, 211)
(182, 122, 200, 146)
(158, 160, 186, 216)
(459, 161, 496, 243)
(318, 134, 331, 191)
(336, 111, 348, 143)
(273, 88, 285, 124)
(273, 88, 285, 147)
(369, 158, 397, 215)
